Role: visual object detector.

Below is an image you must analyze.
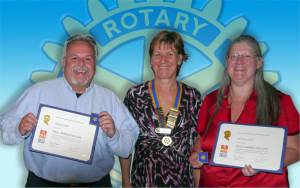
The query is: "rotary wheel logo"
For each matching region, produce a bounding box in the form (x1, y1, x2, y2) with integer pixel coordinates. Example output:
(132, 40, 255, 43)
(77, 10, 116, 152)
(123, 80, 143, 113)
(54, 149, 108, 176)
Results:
(30, 0, 279, 186)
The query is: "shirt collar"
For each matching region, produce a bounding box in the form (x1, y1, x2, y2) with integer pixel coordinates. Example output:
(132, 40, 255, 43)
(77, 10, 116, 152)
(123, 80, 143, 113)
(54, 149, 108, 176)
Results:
(62, 76, 94, 94)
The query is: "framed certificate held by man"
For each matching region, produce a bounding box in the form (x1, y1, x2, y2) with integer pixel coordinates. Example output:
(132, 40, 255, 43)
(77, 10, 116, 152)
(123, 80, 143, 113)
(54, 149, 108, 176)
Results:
(211, 123, 287, 174)
(30, 104, 99, 164)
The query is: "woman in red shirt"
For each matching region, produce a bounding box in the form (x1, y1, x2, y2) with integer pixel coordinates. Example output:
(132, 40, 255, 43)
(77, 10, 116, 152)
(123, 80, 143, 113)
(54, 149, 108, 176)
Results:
(189, 35, 299, 187)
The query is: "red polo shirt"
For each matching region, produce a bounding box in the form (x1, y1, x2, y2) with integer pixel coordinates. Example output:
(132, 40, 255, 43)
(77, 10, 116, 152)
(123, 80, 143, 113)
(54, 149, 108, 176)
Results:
(197, 89, 299, 187)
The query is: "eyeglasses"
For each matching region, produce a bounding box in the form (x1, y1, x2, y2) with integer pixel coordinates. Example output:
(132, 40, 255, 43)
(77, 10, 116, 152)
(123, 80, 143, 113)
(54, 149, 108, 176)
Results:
(228, 54, 258, 62)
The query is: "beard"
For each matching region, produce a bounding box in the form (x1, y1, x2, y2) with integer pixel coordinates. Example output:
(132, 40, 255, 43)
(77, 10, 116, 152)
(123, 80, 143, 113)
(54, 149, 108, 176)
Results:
(68, 65, 93, 88)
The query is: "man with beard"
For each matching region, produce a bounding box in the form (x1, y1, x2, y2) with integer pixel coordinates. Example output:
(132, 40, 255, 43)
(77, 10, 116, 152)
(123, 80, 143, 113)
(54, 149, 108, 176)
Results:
(0, 34, 139, 187)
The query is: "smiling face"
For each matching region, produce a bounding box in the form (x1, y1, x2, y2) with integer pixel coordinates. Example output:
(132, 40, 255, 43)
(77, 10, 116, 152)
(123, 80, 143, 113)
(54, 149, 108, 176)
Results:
(63, 40, 96, 93)
(226, 42, 262, 87)
(150, 42, 182, 81)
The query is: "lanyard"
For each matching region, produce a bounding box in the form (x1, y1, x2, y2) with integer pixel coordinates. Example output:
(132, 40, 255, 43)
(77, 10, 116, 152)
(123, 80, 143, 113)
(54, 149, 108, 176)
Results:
(149, 80, 182, 128)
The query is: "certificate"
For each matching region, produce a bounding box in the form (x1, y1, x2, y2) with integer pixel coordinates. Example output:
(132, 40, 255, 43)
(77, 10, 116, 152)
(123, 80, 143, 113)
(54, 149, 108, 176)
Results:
(30, 104, 99, 164)
(211, 123, 287, 173)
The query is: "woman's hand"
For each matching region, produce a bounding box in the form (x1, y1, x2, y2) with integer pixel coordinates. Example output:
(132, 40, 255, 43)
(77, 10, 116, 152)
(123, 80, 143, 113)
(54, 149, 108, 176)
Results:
(189, 151, 203, 169)
(241, 164, 258, 176)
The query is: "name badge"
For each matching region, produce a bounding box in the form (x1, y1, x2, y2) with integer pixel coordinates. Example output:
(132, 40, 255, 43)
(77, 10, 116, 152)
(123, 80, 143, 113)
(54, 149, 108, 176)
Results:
(155, 128, 172, 135)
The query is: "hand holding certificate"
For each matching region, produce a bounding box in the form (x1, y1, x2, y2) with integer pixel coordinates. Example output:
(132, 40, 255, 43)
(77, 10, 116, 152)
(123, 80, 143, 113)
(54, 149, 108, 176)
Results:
(211, 123, 287, 173)
(30, 104, 99, 163)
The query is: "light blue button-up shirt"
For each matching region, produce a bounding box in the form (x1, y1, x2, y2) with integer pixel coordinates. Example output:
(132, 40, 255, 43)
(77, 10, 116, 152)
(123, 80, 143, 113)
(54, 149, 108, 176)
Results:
(0, 77, 139, 183)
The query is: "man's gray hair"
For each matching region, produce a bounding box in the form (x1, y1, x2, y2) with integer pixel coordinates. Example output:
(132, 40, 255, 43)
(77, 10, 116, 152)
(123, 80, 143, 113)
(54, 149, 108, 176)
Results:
(61, 34, 98, 64)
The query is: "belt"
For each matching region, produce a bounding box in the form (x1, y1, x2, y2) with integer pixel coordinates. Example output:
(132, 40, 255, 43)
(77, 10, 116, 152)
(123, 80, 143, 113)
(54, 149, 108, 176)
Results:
(26, 171, 111, 187)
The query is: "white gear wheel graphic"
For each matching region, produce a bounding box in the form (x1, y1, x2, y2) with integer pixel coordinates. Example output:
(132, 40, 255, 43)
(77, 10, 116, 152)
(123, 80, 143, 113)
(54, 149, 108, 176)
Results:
(31, 0, 279, 98)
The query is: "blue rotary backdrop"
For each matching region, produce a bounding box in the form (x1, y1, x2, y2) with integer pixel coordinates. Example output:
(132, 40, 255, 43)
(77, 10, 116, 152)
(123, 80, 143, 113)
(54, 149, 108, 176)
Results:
(0, 0, 299, 187)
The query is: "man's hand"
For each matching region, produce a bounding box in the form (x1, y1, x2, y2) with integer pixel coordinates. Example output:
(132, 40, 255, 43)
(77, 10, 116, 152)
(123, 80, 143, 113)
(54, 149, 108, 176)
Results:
(99, 111, 116, 138)
(19, 113, 37, 136)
